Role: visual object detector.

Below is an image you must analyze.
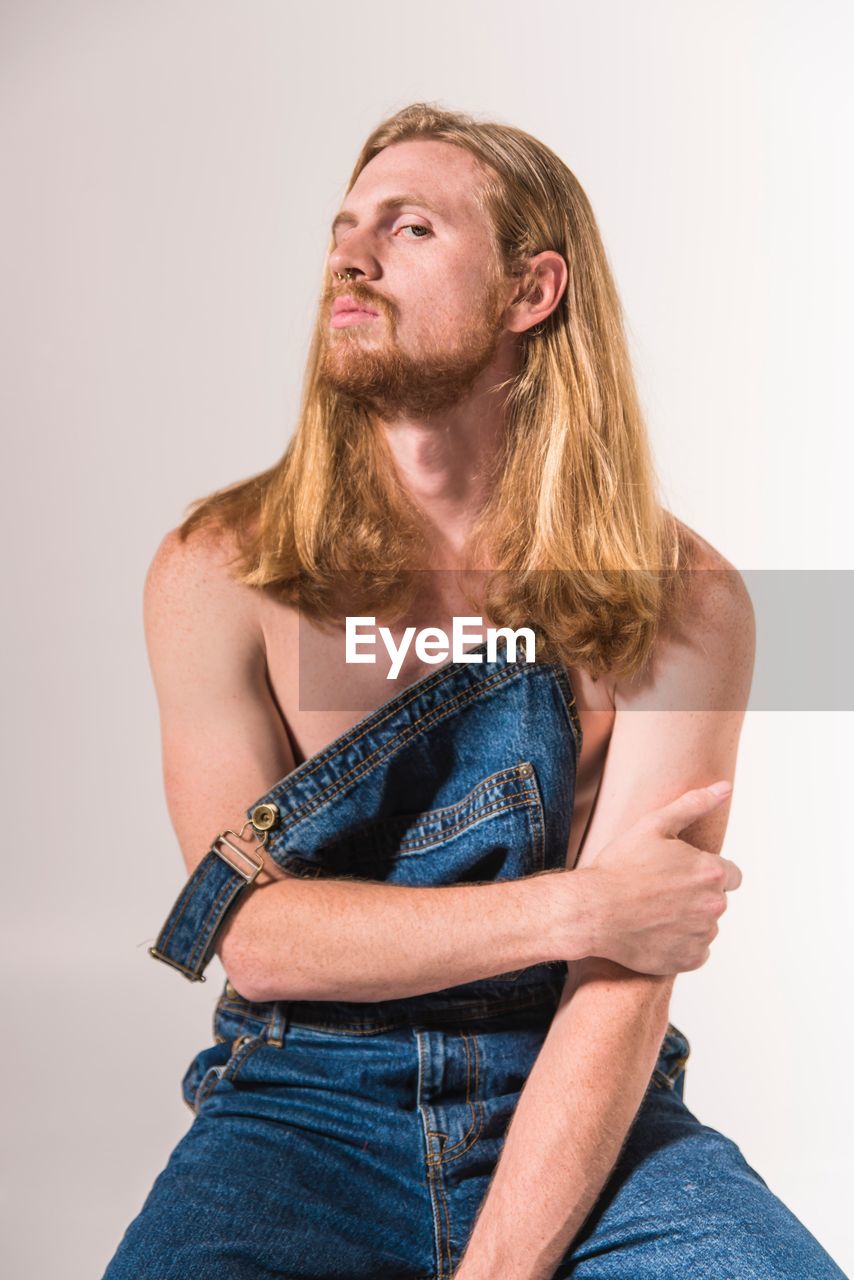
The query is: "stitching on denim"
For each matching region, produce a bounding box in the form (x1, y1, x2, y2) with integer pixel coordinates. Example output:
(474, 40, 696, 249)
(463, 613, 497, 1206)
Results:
(369, 764, 537, 840)
(549, 663, 583, 764)
(265, 656, 503, 802)
(263, 670, 520, 842)
(440, 1032, 479, 1158)
(276, 667, 509, 804)
(347, 764, 542, 857)
(187, 878, 240, 967)
(193, 1033, 266, 1111)
(222, 1035, 267, 1084)
(441, 1033, 484, 1164)
(438, 1031, 475, 1158)
(387, 764, 527, 824)
(294, 788, 545, 870)
(416, 1033, 449, 1280)
(274, 670, 518, 824)
(157, 856, 219, 953)
(193, 1065, 223, 1111)
(186, 877, 244, 970)
(394, 794, 539, 855)
(526, 768, 546, 873)
(433, 1162, 454, 1280)
(214, 992, 274, 1042)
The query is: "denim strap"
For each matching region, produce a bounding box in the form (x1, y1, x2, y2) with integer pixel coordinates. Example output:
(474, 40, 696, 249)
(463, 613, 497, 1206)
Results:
(149, 818, 273, 982)
(148, 854, 252, 981)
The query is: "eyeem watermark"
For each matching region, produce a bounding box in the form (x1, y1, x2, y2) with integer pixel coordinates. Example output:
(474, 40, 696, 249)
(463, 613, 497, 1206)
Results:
(346, 616, 536, 679)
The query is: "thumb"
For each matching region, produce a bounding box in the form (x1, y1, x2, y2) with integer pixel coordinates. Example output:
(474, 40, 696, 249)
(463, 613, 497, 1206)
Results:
(644, 781, 733, 838)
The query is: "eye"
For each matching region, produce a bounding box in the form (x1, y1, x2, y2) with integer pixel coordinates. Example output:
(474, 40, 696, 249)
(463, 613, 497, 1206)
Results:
(397, 223, 431, 239)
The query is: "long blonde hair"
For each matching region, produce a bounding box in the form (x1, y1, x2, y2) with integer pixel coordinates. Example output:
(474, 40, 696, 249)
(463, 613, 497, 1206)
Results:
(178, 102, 691, 681)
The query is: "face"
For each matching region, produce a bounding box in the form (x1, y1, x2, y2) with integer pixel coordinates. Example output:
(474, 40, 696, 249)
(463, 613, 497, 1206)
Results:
(318, 139, 513, 418)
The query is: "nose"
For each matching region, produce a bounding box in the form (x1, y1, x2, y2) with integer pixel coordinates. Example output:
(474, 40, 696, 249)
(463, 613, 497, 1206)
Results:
(328, 229, 381, 284)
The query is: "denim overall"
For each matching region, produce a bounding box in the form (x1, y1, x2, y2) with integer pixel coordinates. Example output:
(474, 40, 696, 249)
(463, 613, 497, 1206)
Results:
(104, 636, 848, 1280)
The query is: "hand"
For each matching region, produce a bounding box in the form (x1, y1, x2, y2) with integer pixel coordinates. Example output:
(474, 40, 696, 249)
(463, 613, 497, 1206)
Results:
(558, 783, 742, 974)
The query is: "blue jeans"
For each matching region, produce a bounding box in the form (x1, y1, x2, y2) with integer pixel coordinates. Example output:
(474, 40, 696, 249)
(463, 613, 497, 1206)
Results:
(107, 638, 847, 1278)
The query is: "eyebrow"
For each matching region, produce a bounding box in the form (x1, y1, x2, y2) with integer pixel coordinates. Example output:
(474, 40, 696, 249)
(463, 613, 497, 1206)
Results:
(330, 193, 445, 239)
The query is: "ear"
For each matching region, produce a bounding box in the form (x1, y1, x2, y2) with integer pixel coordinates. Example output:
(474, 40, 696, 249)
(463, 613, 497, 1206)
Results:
(503, 250, 568, 335)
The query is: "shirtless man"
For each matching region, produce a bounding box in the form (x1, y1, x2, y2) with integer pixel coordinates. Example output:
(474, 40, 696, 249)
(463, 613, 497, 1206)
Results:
(104, 104, 846, 1279)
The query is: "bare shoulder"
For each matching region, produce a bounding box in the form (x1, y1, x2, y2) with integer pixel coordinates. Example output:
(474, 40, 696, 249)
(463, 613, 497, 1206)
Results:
(616, 516, 755, 708)
(144, 522, 262, 638)
(142, 522, 267, 700)
(673, 516, 755, 638)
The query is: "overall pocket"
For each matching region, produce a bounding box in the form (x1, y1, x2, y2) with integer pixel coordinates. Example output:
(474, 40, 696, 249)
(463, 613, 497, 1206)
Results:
(276, 762, 547, 884)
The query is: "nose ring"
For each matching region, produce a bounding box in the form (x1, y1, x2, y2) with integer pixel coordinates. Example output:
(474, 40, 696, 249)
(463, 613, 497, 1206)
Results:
(336, 269, 357, 281)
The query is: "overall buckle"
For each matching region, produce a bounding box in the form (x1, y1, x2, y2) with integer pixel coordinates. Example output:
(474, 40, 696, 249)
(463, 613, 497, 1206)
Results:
(211, 828, 266, 884)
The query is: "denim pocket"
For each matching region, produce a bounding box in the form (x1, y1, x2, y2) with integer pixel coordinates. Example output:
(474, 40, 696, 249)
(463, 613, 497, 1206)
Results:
(181, 1030, 268, 1114)
(278, 762, 547, 882)
(181, 987, 275, 1114)
(652, 1021, 691, 1092)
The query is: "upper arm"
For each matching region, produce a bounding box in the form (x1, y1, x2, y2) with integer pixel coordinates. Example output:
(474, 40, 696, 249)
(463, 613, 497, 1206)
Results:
(566, 548, 756, 989)
(143, 526, 295, 964)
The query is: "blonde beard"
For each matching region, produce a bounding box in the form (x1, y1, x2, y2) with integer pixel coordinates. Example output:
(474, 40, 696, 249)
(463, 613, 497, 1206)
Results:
(318, 287, 508, 419)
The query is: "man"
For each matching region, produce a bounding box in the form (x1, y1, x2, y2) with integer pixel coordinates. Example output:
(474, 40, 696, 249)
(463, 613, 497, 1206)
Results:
(104, 104, 845, 1278)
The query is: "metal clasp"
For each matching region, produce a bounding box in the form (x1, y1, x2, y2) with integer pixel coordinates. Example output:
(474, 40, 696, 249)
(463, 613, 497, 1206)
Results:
(211, 819, 268, 884)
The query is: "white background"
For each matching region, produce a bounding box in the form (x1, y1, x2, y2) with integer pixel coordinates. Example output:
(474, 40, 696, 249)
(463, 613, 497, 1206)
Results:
(2, 1, 852, 1275)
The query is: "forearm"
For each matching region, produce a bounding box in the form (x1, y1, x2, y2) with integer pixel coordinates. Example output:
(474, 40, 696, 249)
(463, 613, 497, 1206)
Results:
(218, 868, 577, 1004)
(458, 961, 675, 1280)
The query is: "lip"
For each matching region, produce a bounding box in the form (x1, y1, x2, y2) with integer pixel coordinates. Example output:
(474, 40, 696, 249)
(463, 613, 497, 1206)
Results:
(330, 311, 379, 328)
(331, 294, 380, 319)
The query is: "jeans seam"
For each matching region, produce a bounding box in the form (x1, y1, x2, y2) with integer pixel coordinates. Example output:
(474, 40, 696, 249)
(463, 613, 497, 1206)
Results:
(417, 1033, 452, 1280)
(441, 1033, 484, 1163)
(221, 1035, 267, 1084)
(370, 764, 543, 851)
(186, 876, 243, 971)
(549, 663, 584, 764)
(527, 769, 546, 873)
(391, 793, 538, 855)
(156, 857, 218, 954)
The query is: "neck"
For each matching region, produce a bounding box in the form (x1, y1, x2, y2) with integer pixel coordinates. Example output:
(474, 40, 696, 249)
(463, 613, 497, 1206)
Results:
(378, 336, 518, 566)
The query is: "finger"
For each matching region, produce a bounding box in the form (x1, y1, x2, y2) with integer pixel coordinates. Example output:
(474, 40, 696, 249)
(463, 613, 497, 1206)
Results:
(719, 857, 742, 891)
(643, 782, 733, 838)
